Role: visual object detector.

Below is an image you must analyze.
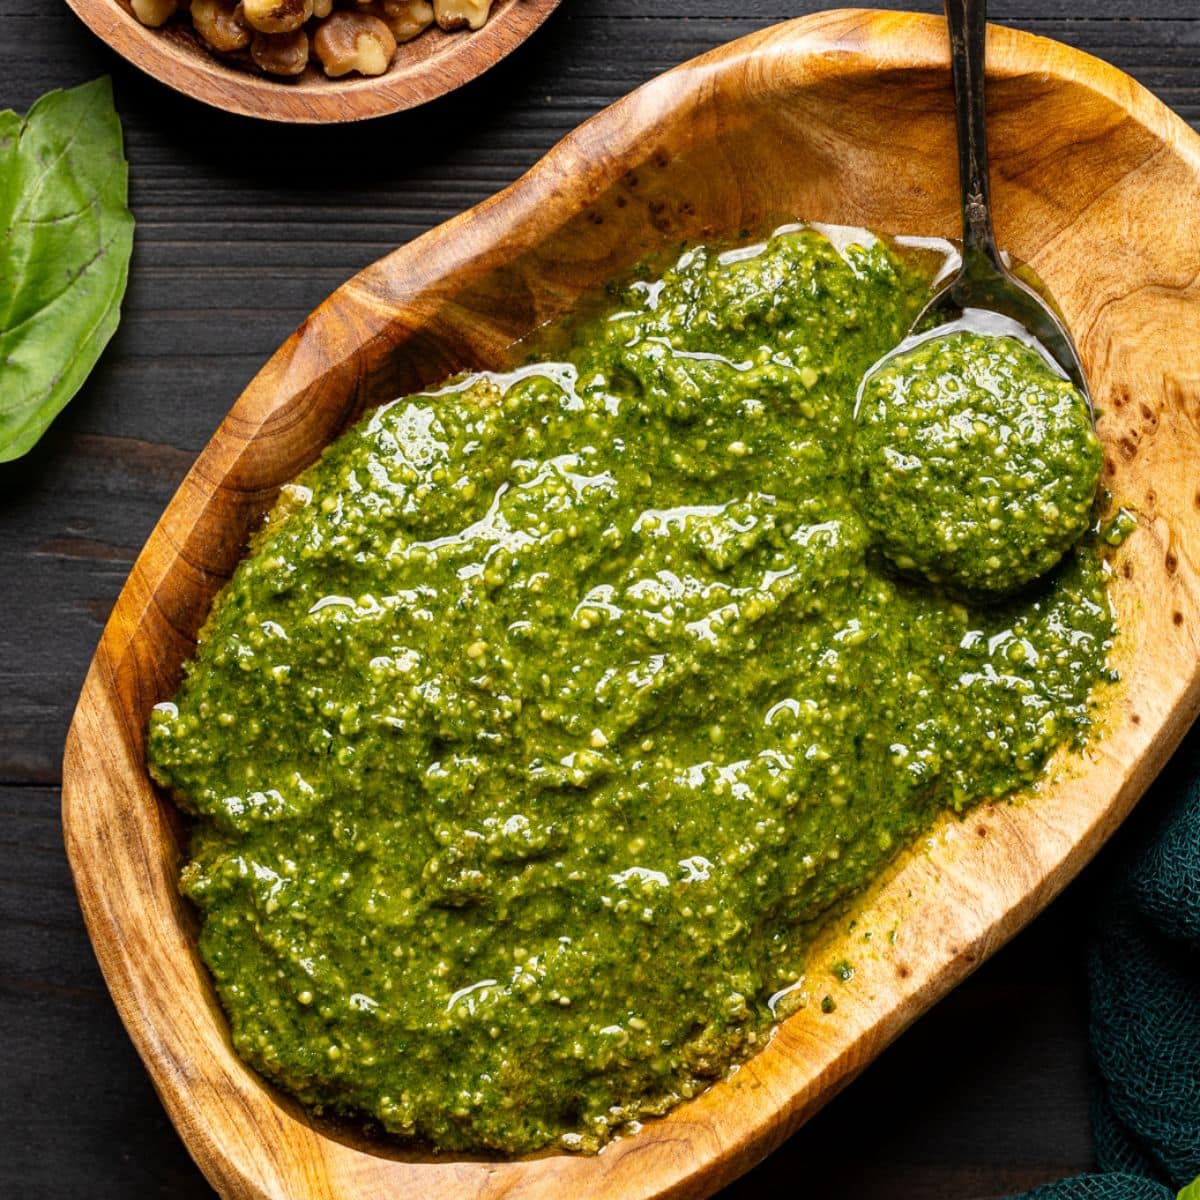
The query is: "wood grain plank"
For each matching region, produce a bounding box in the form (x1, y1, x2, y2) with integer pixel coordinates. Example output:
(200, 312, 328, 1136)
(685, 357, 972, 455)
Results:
(0, 785, 218, 1196)
(1, 435, 195, 783)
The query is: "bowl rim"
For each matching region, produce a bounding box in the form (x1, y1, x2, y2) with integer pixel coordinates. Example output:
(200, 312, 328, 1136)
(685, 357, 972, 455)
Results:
(62, 9, 1200, 1200)
(62, 0, 564, 123)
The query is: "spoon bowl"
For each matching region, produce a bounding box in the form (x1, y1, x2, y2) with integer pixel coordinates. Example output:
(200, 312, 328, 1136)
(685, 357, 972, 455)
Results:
(916, 261, 1092, 398)
(924, 0, 1092, 401)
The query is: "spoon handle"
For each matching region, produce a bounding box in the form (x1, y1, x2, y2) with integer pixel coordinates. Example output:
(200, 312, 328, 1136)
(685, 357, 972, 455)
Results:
(945, 0, 1002, 271)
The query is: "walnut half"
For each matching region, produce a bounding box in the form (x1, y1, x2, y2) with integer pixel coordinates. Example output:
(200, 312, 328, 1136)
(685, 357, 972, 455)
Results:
(433, 0, 493, 32)
(312, 10, 397, 76)
(241, 0, 314, 35)
(378, 0, 433, 43)
(131, 0, 178, 28)
(189, 0, 251, 52)
(250, 27, 310, 74)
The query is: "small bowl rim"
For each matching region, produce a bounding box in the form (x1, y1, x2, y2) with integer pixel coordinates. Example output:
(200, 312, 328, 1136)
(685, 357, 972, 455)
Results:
(62, 0, 563, 123)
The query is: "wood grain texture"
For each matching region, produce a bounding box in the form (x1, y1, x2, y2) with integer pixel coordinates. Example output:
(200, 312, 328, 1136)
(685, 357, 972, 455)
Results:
(54, 8, 1200, 1200)
(62, 0, 562, 122)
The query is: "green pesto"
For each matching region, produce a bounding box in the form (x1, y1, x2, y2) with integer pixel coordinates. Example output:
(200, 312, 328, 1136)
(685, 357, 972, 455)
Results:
(148, 227, 1115, 1156)
(854, 330, 1102, 593)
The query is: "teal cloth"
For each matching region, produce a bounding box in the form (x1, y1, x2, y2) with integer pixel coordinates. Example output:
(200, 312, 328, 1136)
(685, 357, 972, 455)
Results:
(1007, 724, 1200, 1200)
(1016, 1176, 1174, 1200)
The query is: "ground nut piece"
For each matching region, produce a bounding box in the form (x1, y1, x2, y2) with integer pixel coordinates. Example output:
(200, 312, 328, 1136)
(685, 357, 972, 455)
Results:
(312, 11, 397, 77)
(432, 0, 493, 31)
(241, 0, 312, 34)
(131, 0, 178, 26)
(250, 27, 309, 74)
(190, 0, 251, 51)
(380, 0, 433, 42)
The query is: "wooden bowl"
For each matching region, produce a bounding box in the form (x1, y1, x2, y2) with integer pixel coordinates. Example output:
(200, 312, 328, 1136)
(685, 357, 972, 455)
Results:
(63, 9, 1200, 1198)
(63, 0, 562, 122)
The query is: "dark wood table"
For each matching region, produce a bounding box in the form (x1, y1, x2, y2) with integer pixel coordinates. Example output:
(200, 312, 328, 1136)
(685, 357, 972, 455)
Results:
(2, 2, 1195, 1196)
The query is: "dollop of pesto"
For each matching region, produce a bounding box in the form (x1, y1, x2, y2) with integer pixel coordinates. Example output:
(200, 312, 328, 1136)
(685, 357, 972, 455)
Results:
(148, 228, 1115, 1156)
(854, 329, 1101, 593)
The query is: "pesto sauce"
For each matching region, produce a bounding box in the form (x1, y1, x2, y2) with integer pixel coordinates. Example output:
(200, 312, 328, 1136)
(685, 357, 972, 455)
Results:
(148, 227, 1115, 1156)
(854, 329, 1101, 593)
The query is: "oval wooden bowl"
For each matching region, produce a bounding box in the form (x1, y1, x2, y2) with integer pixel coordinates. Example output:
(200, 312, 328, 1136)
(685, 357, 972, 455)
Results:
(63, 9, 1200, 1199)
(63, 0, 561, 122)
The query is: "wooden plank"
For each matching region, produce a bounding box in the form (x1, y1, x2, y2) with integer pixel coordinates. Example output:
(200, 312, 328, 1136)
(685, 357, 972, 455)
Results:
(0, 785, 212, 1195)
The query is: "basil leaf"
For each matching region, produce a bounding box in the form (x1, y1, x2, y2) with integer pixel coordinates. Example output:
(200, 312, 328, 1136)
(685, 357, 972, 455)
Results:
(1178, 1176, 1200, 1200)
(0, 77, 134, 462)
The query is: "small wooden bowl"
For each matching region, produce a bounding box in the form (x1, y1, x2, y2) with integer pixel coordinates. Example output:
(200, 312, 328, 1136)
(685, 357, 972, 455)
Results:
(63, 10, 1200, 1199)
(63, 0, 562, 122)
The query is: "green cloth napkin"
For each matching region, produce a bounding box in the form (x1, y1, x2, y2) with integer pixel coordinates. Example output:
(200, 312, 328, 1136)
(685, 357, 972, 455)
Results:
(1008, 724, 1200, 1200)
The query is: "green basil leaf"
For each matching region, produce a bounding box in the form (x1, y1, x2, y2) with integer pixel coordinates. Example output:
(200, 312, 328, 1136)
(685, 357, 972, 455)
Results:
(1178, 1175, 1200, 1200)
(0, 77, 134, 462)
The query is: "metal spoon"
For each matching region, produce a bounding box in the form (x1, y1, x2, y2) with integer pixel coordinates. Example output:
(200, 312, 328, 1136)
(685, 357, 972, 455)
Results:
(911, 0, 1091, 401)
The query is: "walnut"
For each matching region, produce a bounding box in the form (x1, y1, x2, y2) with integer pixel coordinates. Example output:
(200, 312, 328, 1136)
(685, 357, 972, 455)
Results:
(189, 0, 251, 52)
(378, 0, 433, 43)
(240, 0, 313, 35)
(312, 10, 397, 77)
(432, 0, 493, 32)
(250, 27, 310, 74)
(130, 0, 178, 27)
